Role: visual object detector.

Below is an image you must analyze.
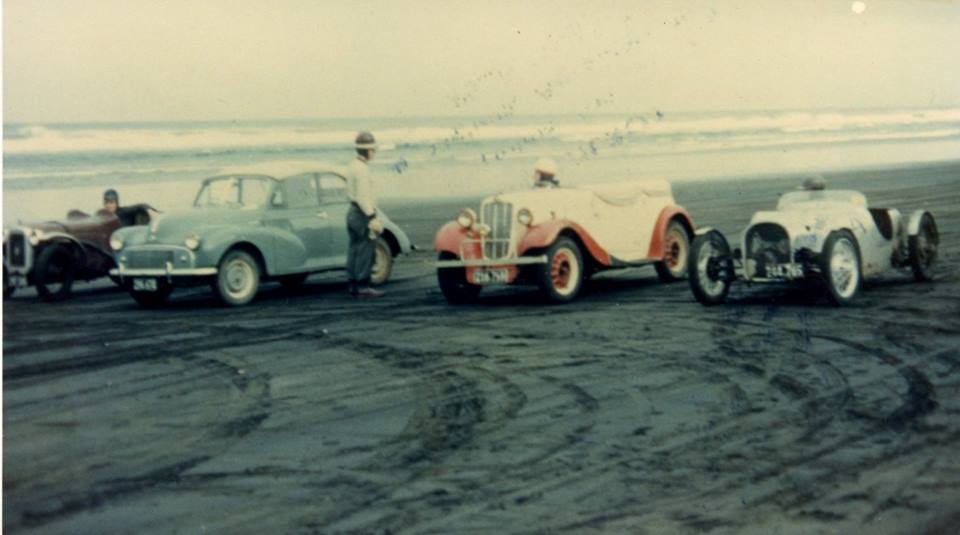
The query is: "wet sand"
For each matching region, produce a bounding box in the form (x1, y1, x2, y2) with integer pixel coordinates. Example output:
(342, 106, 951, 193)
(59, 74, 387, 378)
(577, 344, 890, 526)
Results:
(4, 161, 960, 534)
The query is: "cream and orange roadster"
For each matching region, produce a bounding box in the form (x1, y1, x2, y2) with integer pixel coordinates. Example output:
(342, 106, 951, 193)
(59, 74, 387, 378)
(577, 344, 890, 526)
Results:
(434, 180, 694, 303)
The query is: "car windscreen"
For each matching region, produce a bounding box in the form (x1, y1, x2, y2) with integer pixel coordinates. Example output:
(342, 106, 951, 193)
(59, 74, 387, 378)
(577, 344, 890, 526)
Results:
(194, 177, 274, 209)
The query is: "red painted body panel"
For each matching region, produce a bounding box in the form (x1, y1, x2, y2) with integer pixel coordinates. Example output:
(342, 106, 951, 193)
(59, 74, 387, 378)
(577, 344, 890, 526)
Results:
(434, 221, 469, 255)
(647, 206, 695, 259)
(517, 220, 612, 266)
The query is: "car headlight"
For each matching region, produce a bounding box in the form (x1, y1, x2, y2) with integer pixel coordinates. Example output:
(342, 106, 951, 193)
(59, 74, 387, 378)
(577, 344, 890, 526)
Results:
(456, 208, 477, 229)
(517, 208, 533, 226)
(184, 235, 201, 250)
(110, 237, 124, 251)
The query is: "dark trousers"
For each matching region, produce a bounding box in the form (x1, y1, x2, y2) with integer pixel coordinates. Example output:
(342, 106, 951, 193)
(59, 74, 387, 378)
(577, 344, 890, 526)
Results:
(346, 204, 375, 285)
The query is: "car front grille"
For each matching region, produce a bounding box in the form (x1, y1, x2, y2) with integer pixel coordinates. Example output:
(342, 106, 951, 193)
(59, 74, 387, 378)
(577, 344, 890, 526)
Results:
(481, 201, 513, 259)
(6, 231, 28, 267)
(125, 249, 175, 269)
(746, 223, 790, 268)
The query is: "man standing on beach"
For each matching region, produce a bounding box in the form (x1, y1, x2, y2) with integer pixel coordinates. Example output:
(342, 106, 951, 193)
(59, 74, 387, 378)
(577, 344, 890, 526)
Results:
(345, 131, 385, 298)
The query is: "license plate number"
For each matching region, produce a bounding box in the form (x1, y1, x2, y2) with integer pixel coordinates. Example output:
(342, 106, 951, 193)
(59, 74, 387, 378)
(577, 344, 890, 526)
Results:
(766, 264, 803, 278)
(472, 268, 508, 285)
(132, 278, 159, 291)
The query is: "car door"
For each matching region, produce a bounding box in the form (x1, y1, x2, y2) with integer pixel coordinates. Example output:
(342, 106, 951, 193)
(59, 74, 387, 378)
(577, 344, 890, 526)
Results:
(281, 174, 328, 270)
(317, 173, 351, 266)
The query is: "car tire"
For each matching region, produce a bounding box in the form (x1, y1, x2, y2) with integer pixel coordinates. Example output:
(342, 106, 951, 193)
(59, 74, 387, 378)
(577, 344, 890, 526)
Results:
(129, 280, 173, 308)
(212, 249, 261, 307)
(34, 244, 77, 302)
(370, 237, 393, 286)
(4, 265, 14, 300)
(688, 230, 734, 306)
(537, 236, 584, 303)
(820, 230, 861, 306)
(655, 220, 691, 282)
(909, 213, 938, 281)
(437, 252, 481, 304)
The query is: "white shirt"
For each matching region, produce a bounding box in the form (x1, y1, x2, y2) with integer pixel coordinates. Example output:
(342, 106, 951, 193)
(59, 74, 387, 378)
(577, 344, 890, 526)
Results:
(346, 156, 377, 217)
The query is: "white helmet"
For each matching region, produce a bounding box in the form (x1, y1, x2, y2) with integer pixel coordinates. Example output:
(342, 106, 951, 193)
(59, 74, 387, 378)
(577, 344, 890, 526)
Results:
(534, 157, 557, 176)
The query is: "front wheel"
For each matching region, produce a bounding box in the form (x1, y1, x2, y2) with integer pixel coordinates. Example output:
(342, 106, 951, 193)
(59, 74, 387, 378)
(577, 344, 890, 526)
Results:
(212, 249, 261, 306)
(909, 213, 938, 281)
(537, 237, 584, 303)
(34, 244, 77, 302)
(655, 220, 691, 282)
(688, 231, 734, 306)
(4, 265, 14, 299)
(437, 252, 481, 304)
(820, 230, 861, 306)
(369, 237, 393, 286)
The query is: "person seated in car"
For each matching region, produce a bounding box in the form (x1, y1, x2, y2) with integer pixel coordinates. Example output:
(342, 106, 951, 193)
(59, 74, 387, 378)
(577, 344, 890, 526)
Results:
(533, 158, 560, 188)
(800, 175, 826, 191)
(102, 189, 159, 226)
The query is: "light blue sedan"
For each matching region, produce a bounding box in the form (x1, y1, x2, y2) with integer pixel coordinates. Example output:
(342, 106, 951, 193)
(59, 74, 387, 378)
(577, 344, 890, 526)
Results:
(109, 169, 413, 307)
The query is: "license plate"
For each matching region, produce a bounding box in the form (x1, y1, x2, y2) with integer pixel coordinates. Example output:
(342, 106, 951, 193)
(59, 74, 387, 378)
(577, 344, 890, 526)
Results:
(766, 264, 803, 278)
(132, 278, 159, 291)
(472, 268, 508, 285)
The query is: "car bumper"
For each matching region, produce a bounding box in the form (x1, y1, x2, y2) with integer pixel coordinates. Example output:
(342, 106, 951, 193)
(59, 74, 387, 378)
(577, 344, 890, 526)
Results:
(110, 266, 218, 278)
(435, 255, 547, 268)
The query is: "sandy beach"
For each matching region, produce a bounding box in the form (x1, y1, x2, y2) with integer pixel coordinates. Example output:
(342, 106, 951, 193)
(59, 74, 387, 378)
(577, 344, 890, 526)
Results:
(3, 161, 959, 533)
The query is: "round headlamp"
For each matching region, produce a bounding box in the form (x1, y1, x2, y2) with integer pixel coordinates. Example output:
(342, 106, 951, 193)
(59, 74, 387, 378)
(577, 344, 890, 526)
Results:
(456, 208, 477, 229)
(110, 237, 124, 251)
(517, 208, 533, 226)
(184, 235, 201, 251)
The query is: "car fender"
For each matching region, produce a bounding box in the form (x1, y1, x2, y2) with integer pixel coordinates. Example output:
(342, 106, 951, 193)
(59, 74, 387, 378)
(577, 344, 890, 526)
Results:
(907, 210, 935, 236)
(435, 221, 470, 256)
(197, 228, 276, 274)
(37, 232, 89, 266)
(380, 216, 414, 255)
(516, 220, 612, 266)
(646, 206, 695, 259)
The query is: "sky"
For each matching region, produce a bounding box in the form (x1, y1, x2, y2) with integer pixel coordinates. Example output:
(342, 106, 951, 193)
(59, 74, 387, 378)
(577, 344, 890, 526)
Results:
(3, 0, 959, 124)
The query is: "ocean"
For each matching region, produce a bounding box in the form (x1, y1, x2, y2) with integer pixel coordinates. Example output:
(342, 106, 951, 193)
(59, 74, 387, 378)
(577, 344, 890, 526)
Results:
(3, 108, 959, 224)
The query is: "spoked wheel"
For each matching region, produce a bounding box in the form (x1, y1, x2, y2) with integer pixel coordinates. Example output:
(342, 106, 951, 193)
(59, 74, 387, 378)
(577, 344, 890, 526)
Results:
(370, 237, 393, 286)
(213, 249, 261, 306)
(909, 213, 938, 281)
(437, 252, 481, 304)
(34, 244, 77, 302)
(688, 231, 734, 306)
(537, 237, 584, 303)
(820, 230, 861, 306)
(655, 220, 691, 282)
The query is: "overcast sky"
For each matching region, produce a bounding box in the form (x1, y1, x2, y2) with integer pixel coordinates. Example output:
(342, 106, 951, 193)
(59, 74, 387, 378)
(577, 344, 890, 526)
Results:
(3, 0, 959, 124)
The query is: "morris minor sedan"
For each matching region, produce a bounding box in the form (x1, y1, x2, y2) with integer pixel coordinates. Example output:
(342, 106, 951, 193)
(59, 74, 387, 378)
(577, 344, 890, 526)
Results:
(434, 179, 695, 303)
(110, 170, 413, 307)
(688, 188, 938, 306)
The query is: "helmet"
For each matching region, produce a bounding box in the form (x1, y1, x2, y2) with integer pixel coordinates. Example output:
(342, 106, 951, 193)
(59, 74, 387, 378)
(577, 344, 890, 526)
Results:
(800, 175, 826, 191)
(355, 131, 377, 149)
(103, 189, 119, 202)
(534, 157, 557, 176)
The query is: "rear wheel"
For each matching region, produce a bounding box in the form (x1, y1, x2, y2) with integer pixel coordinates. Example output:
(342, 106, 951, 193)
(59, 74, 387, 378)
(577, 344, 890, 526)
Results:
(437, 252, 481, 304)
(370, 237, 393, 286)
(655, 220, 691, 282)
(688, 231, 734, 306)
(909, 213, 938, 281)
(820, 230, 861, 306)
(212, 249, 261, 306)
(34, 244, 77, 302)
(537, 237, 584, 303)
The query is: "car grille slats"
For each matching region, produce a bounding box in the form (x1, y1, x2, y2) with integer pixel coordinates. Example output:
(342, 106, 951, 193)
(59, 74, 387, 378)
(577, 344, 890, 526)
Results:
(7, 232, 27, 267)
(482, 201, 513, 259)
(126, 250, 175, 269)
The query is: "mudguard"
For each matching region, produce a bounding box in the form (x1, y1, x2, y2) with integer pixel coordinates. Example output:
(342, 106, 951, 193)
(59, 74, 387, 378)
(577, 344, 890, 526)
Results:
(646, 206, 695, 259)
(907, 210, 935, 236)
(516, 220, 612, 266)
(434, 221, 471, 256)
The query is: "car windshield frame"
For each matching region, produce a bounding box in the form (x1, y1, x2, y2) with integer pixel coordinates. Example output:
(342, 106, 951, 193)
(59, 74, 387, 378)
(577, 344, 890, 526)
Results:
(193, 175, 279, 210)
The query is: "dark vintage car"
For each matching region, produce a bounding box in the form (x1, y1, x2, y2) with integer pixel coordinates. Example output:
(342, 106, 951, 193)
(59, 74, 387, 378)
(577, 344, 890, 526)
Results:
(4, 205, 154, 301)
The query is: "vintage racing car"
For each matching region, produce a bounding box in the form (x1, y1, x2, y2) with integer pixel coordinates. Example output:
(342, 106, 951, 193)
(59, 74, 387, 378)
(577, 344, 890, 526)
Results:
(688, 188, 938, 306)
(109, 168, 413, 307)
(434, 179, 694, 303)
(4, 205, 154, 301)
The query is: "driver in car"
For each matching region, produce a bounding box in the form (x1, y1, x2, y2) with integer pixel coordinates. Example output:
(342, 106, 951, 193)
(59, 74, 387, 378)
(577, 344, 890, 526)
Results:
(532, 158, 560, 188)
(102, 189, 159, 226)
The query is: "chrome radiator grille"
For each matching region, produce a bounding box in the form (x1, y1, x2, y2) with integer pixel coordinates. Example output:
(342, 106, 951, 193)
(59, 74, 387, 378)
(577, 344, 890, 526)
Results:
(6, 231, 27, 267)
(482, 201, 513, 259)
(126, 249, 175, 269)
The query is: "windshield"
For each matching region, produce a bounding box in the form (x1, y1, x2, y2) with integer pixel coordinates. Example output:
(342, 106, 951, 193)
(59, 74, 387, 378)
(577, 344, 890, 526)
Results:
(193, 176, 275, 209)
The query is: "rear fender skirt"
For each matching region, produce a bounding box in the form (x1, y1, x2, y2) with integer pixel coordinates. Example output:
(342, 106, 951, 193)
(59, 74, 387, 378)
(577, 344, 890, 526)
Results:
(517, 219, 611, 266)
(646, 206, 695, 259)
